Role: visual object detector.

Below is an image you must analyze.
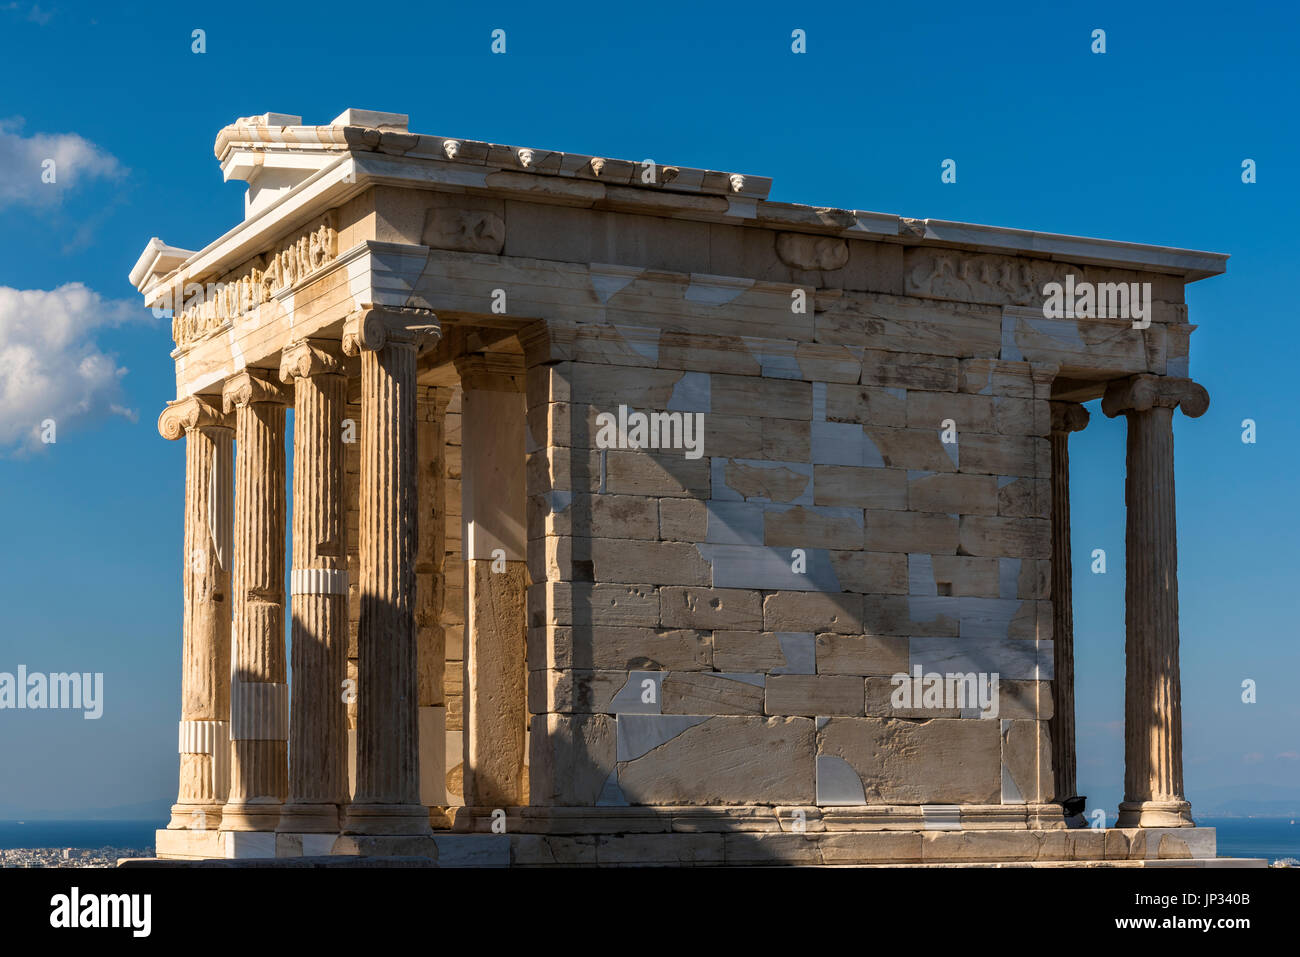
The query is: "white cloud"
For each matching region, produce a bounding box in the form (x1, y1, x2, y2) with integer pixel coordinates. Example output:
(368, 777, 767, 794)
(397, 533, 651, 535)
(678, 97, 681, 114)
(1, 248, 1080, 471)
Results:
(0, 283, 147, 451)
(3, 3, 54, 27)
(0, 118, 124, 209)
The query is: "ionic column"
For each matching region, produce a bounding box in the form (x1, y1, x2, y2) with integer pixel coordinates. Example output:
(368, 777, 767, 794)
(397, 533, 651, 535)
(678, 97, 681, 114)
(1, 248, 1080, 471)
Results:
(221, 370, 290, 832)
(278, 340, 350, 833)
(159, 396, 233, 831)
(1048, 401, 1088, 814)
(417, 386, 454, 816)
(456, 354, 528, 809)
(341, 307, 439, 835)
(344, 397, 362, 797)
(1103, 374, 1209, 828)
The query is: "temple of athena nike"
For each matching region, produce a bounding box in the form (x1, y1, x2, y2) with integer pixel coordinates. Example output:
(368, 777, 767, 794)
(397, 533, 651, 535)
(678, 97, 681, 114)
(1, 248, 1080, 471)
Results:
(131, 108, 1228, 866)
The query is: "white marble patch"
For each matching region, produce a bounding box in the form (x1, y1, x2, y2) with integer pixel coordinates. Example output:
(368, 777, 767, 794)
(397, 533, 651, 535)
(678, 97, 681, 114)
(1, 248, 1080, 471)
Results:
(614, 324, 661, 362)
(811, 420, 885, 467)
(941, 435, 959, 468)
(714, 672, 766, 687)
(667, 371, 710, 412)
(998, 558, 1021, 600)
(700, 543, 839, 592)
(1000, 313, 1024, 362)
(909, 553, 937, 596)
(615, 713, 709, 763)
(684, 274, 753, 305)
(908, 595, 960, 629)
(609, 671, 663, 715)
(224, 831, 276, 859)
(743, 337, 801, 379)
(590, 265, 641, 303)
(909, 637, 1053, 681)
(596, 769, 629, 806)
(922, 805, 962, 830)
(774, 633, 816, 675)
(958, 597, 1021, 639)
(816, 755, 867, 806)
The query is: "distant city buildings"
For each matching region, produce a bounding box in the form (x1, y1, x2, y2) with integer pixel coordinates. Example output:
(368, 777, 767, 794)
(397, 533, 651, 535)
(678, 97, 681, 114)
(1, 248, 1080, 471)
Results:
(0, 846, 153, 868)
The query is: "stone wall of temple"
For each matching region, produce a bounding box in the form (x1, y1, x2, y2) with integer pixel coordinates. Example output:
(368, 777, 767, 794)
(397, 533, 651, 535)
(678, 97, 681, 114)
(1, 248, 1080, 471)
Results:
(520, 335, 1059, 807)
(338, 186, 1194, 813)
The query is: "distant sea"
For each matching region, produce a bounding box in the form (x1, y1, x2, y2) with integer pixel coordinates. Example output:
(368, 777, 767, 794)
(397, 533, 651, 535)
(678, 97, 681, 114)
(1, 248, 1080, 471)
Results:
(2, 816, 1297, 862)
(0, 820, 160, 851)
(1200, 817, 1300, 862)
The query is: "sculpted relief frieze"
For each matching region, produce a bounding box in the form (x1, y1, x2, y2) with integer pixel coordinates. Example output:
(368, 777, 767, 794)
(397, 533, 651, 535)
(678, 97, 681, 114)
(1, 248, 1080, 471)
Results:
(775, 232, 849, 271)
(905, 250, 1045, 306)
(421, 206, 506, 255)
(906, 249, 1186, 329)
(169, 216, 338, 349)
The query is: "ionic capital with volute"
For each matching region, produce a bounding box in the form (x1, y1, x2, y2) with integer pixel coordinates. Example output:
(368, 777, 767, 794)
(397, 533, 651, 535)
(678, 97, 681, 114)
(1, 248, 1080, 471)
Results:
(158, 395, 230, 441)
(222, 369, 290, 413)
(1102, 374, 1209, 420)
(341, 305, 440, 356)
(279, 338, 350, 383)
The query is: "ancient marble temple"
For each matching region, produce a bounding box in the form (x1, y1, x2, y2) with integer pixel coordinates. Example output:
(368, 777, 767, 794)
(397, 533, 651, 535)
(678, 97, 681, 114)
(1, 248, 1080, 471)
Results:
(132, 109, 1227, 866)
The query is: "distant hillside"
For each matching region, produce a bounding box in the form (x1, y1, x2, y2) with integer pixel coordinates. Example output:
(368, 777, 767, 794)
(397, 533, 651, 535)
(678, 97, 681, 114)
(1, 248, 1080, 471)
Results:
(1197, 799, 1300, 818)
(1192, 784, 1300, 819)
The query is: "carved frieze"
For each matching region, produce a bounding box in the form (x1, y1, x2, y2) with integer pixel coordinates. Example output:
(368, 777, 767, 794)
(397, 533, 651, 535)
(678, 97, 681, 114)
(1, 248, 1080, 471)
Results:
(170, 216, 338, 350)
(775, 232, 849, 271)
(421, 207, 506, 255)
(905, 249, 1187, 322)
(906, 249, 1043, 306)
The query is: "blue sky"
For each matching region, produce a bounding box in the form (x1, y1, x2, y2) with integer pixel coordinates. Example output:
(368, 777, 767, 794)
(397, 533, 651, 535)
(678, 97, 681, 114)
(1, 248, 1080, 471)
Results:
(0, 0, 1296, 817)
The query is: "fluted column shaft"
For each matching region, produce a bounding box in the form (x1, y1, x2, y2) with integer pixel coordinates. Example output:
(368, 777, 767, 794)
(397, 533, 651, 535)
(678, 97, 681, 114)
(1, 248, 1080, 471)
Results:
(159, 397, 232, 830)
(1122, 408, 1185, 817)
(342, 308, 437, 835)
(1104, 374, 1208, 828)
(221, 370, 290, 831)
(279, 341, 350, 833)
(1049, 402, 1088, 808)
(344, 399, 362, 792)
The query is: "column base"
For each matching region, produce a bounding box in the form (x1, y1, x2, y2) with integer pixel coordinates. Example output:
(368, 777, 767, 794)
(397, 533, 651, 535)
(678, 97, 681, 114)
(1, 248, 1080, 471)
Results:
(275, 832, 342, 857)
(277, 802, 342, 833)
(342, 803, 433, 836)
(167, 802, 223, 830)
(220, 800, 284, 831)
(155, 827, 224, 860)
(1116, 800, 1194, 828)
(221, 830, 277, 859)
